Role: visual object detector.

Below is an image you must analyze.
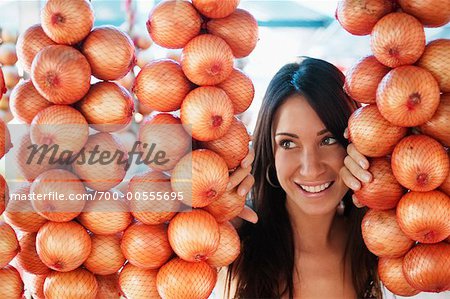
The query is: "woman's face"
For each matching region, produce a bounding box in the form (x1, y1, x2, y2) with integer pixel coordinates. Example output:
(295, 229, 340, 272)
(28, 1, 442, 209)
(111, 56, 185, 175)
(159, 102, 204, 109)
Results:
(272, 94, 348, 216)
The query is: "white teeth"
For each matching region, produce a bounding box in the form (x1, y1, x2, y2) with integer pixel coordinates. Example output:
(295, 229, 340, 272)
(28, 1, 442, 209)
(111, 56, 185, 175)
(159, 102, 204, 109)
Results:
(299, 182, 331, 193)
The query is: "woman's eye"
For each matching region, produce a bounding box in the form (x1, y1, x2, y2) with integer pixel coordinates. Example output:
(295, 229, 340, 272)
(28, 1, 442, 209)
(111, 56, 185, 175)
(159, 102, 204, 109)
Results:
(322, 136, 337, 146)
(280, 140, 294, 149)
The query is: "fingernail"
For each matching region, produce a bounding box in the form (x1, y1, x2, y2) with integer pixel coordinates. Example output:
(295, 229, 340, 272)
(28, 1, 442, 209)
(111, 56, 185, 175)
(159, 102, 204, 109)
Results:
(226, 182, 232, 191)
(238, 188, 247, 196)
(352, 182, 360, 190)
(363, 173, 371, 183)
(359, 160, 367, 169)
(242, 159, 250, 168)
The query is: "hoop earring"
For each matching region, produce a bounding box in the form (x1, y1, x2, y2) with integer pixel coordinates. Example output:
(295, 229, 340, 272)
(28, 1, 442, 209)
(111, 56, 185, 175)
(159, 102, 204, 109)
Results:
(266, 164, 280, 188)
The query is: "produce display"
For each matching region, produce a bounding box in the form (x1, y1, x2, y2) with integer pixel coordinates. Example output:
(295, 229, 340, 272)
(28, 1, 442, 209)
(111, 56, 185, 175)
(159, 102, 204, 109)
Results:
(338, 0, 450, 296)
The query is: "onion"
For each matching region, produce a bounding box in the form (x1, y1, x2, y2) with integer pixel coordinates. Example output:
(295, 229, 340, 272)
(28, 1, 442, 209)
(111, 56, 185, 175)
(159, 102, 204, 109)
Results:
(1, 27, 18, 44)
(181, 34, 234, 85)
(378, 257, 420, 296)
(171, 150, 229, 208)
(0, 265, 24, 299)
(132, 32, 153, 50)
(361, 209, 414, 258)
(133, 59, 191, 112)
(371, 12, 425, 68)
(156, 258, 217, 299)
(418, 93, 450, 147)
(36, 221, 91, 272)
(16, 24, 57, 73)
(217, 68, 254, 114)
(146, 0, 201, 49)
(417, 39, 450, 92)
(2, 65, 20, 89)
(204, 188, 245, 223)
(206, 9, 258, 58)
(23, 272, 48, 299)
(0, 118, 12, 159)
(77, 82, 134, 133)
(128, 171, 181, 225)
(0, 174, 6, 216)
(16, 233, 51, 275)
(440, 166, 450, 196)
(335, 0, 394, 36)
(348, 105, 407, 157)
(0, 89, 10, 111)
(0, 43, 18, 66)
(168, 209, 220, 262)
(119, 263, 159, 299)
(9, 79, 53, 124)
(114, 70, 135, 92)
(136, 48, 154, 69)
(403, 243, 450, 292)
(96, 274, 121, 299)
(200, 117, 250, 170)
(0, 67, 6, 96)
(31, 45, 91, 104)
(121, 222, 173, 269)
(84, 234, 125, 275)
(41, 0, 94, 44)
(207, 221, 240, 267)
(0, 221, 19, 268)
(397, 190, 450, 243)
(193, 0, 239, 18)
(344, 56, 390, 104)
(354, 158, 405, 210)
(30, 105, 89, 154)
(398, 0, 450, 27)
(181, 86, 234, 142)
(391, 135, 449, 192)
(44, 268, 98, 299)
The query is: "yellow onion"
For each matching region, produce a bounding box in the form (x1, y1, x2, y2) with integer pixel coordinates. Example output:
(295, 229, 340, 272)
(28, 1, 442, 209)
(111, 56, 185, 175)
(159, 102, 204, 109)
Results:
(0, 221, 19, 268)
(181, 34, 234, 85)
(83, 234, 125, 275)
(398, 0, 450, 27)
(0, 67, 6, 96)
(0, 43, 18, 66)
(41, 0, 94, 45)
(0, 265, 24, 299)
(119, 263, 159, 299)
(146, 0, 201, 49)
(114, 70, 135, 92)
(418, 94, 450, 147)
(0, 118, 12, 160)
(207, 221, 240, 267)
(96, 274, 121, 299)
(171, 149, 229, 208)
(217, 68, 254, 114)
(0, 174, 7, 216)
(0, 89, 10, 111)
(134, 59, 191, 112)
(82, 26, 136, 81)
(206, 9, 259, 58)
(417, 39, 450, 92)
(371, 12, 425, 68)
(193, 0, 239, 18)
(203, 188, 245, 223)
(16, 233, 51, 275)
(378, 257, 420, 297)
(44, 268, 98, 299)
(9, 79, 53, 124)
(31, 45, 91, 104)
(2, 65, 20, 89)
(1, 27, 18, 44)
(16, 24, 57, 73)
(23, 272, 49, 299)
(440, 166, 450, 196)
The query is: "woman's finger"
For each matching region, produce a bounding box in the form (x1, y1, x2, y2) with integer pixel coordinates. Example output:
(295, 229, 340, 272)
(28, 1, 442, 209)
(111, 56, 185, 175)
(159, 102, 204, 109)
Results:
(347, 143, 370, 170)
(343, 127, 349, 139)
(238, 205, 258, 223)
(340, 166, 361, 191)
(227, 165, 252, 191)
(352, 194, 365, 208)
(240, 147, 255, 169)
(344, 155, 372, 184)
(236, 174, 255, 197)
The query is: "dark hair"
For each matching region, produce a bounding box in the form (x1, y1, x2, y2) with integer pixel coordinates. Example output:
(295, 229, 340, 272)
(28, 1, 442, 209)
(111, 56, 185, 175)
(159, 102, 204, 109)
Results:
(227, 57, 381, 298)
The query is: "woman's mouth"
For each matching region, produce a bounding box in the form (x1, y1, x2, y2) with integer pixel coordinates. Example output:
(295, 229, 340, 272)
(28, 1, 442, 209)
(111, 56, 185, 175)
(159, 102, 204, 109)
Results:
(296, 181, 334, 194)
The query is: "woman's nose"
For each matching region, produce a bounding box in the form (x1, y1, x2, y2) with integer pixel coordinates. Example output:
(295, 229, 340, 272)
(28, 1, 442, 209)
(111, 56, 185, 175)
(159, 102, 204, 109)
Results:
(298, 149, 326, 178)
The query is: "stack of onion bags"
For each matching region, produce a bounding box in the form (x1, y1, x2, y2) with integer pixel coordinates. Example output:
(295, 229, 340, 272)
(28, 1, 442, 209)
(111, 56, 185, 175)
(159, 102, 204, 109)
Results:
(0, 29, 21, 115)
(336, 0, 450, 296)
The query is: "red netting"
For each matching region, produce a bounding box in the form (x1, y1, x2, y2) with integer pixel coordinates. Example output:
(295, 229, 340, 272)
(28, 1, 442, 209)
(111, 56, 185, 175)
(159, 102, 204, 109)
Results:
(43, 268, 98, 298)
(119, 263, 159, 299)
(83, 234, 125, 276)
(16, 233, 51, 275)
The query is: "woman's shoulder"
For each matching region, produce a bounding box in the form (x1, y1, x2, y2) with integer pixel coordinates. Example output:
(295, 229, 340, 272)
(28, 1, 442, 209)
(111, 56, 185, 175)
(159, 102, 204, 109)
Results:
(211, 267, 238, 299)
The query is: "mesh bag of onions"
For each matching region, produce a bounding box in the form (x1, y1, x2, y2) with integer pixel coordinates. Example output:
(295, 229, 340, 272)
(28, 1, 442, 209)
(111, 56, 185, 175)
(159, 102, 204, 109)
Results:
(338, 0, 450, 296)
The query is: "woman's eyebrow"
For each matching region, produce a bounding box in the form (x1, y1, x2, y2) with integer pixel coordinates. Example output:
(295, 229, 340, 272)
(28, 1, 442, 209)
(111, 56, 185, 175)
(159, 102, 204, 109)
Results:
(275, 132, 298, 138)
(317, 129, 329, 136)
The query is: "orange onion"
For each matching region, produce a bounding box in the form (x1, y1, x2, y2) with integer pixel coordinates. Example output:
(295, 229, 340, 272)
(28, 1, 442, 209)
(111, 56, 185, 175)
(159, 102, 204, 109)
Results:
(119, 263, 159, 299)
(0, 174, 6, 216)
(23, 272, 48, 299)
(128, 171, 181, 224)
(348, 105, 407, 157)
(133, 59, 191, 112)
(204, 188, 245, 223)
(138, 113, 191, 171)
(181, 86, 234, 142)
(96, 274, 121, 299)
(146, 0, 201, 49)
(168, 209, 220, 262)
(0, 221, 19, 268)
(206, 8, 258, 58)
(398, 0, 450, 27)
(84, 234, 125, 275)
(397, 191, 450, 243)
(36, 221, 91, 272)
(181, 34, 234, 85)
(41, 0, 94, 44)
(2, 65, 20, 89)
(403, 243, 450, 292)
(31, 169, 86, 222)
(192, 0, 239, 18)
(0, 43, 18, 66)
(171, 149, 229, 208)
(376, 66, 440, 127)
(0, 89, 10, 111)
(16, 24, 57, 73)
(207, 221, 240, 267)
(0, 67, 6, 96)
(16, 233, 51, 275)
(200, 117, 250, 170)
(217, 68, 255, 114)
(418, 93, 450, 147)
(0, 118, 12, 159)
(121, 222, 173, 269)
(335, 0, 394, 36)
(0, 265, 24, 299)
(1, 28, 18, 43)
(378, 257, 420, 297)
(417, 39, 450, 92)
(136, 48, 154, 69)
(44, 268, 98, 299)
(30, 105, 89, 154)
(82, 26, 136, 81)
(440, 166, 450, 196)
(9, 79, 53, 124)
(132, 32, 153, 50)
(157, 258, 217, 299)
(361, 209, 415, 258)
(344, 56, 390, 104)
(391, 135, 449, 191)
(354, 158, 405, 210)
(77, 82, 134, 133)
(114, 70, 135, 92)
(31, 45, 91, 104)
(371, 12, 425, 68)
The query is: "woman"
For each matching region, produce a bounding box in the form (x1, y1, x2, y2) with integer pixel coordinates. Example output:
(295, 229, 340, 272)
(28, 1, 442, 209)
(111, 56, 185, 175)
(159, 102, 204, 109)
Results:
(217, 57, 380, 299)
